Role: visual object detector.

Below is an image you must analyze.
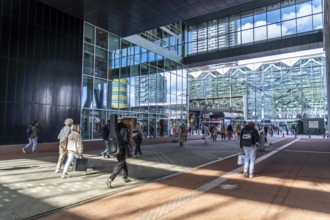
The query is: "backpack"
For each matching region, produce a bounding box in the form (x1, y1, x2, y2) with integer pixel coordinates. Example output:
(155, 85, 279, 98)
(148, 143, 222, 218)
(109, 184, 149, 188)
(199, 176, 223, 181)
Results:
(241, 129, 253, 146)
(26, 126, 32, 137)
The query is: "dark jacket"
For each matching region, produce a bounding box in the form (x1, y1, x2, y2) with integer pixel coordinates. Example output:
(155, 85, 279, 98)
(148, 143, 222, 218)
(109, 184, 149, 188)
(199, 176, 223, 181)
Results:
(103, 123, 110, 140)
(240, 124, 259, 147)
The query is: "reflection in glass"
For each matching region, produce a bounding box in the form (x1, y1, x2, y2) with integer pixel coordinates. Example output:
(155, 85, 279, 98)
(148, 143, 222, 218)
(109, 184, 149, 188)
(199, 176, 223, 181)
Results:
(96, 28, 108, 49)
(93, 78, 107, 109)
(267, 23, 282, 39)
(83, 43, 94, 76)
(254, 26, 267, 41)
(241, 29, 253, 44)
(81, 109, 91, 139)
(109, 34, 120, 52)
(84, 24, 94, 43)
(95, 48, 107, 78)
(267, 3, 281, 24)
(82, 76, 93, 108)
(297, 16, 313, 33)
(282, 19, 296, 36)
(313, 13, 323, 29)
(254, 7, 267, 27)
(296, 1, 312, 17)
(241, 10, 253, 30)
(92, 110, 106, 139)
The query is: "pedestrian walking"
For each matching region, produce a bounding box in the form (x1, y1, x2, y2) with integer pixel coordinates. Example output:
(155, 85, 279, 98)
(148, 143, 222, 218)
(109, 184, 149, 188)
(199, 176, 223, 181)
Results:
(178, 124, 186, 146)
(55, 118, 73, 173)
(132, 124, 143, 158)
(240, 122, 259, 178)
(105, 120, 132, 188)
(22, 120, 39, 153)
(101, 119, 111, 158)
(61, 124, 84, 178)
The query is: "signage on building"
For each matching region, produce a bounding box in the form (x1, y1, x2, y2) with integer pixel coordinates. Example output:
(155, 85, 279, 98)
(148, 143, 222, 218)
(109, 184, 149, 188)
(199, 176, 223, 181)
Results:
(308, 121, 319, 128)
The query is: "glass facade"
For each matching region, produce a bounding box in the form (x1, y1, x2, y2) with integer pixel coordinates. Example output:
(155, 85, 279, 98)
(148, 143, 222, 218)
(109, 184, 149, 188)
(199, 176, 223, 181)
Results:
(138, 22, 183, 56)
(189, 53, 327, 122)
(186, 0, 324, 55)
(82, 23, 188, 140)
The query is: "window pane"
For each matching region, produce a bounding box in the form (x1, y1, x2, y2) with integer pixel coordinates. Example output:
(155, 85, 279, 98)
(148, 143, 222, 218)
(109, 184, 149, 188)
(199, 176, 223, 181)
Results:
(92, 110, 106, 139)
(254, 7, 267, 27)
(254, 26, 267, 41)
(230, 32, 240, 46)
(282, 20, 296, 36)
(81, 109, 92, 139)
(218, 17, 229, 35)
(241, 29, 253, 44)
(96, 28, 108, 49)
(95, 48, 107, 78)
(297, 16, 313, 33)
(312, 0, 323, 13)
(82, 76, 93, 108)
(207, 37, 218, 51)
(281, 2, 296, 21)
(241, 10, 253, 30)
(197, 22, 207, 40)
(187, 25, 198, 42)
(84, 24, 94, 43)
(229, 14, 240, 32)
(313, 13, 323, 29)
(267, 23, 282, 39)
(267, 3, 281, 24)
(83, 43, 94, 76)
(93, 78, 107, 109)
(296, 0, 312, 18)
(109, 34, 120, 52)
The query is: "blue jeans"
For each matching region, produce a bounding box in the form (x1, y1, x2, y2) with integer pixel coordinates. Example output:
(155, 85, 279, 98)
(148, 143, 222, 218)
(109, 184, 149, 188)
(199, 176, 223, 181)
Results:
(25, 137, 38, 152)
(243, 146, 257, 175)
(102, 139, 109, 155)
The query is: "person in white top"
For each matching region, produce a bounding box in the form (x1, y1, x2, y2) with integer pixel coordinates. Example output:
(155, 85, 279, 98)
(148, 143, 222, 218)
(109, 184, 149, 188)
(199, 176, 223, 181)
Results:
(61, 124, 84, 178)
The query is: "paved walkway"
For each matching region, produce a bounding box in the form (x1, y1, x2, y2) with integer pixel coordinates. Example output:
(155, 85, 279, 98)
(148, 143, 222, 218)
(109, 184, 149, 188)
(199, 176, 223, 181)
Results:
(1, 135, 329, 219)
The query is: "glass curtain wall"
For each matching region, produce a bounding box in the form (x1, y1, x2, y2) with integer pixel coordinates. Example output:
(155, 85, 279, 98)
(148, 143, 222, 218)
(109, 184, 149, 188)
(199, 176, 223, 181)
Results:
(188, 55, 326, 122)
(186, 0, 323, 55)
(82, 23, 188, 140)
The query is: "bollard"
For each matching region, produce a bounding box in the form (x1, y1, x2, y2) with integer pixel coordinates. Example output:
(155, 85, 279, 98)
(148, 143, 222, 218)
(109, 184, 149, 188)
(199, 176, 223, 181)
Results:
(309, 131, 311, 138)
(324, 132, 325, 139)
(295, 132, 297, 138)
(282, 132, 284, 138)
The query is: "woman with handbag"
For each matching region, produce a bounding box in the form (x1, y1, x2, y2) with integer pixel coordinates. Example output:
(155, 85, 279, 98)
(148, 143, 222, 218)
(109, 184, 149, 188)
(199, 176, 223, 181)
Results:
(61, 124, 84, 178)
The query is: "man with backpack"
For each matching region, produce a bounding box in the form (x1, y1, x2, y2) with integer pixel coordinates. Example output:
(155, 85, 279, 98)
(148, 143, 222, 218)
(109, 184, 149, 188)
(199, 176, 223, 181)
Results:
(240, 122, 259, 178)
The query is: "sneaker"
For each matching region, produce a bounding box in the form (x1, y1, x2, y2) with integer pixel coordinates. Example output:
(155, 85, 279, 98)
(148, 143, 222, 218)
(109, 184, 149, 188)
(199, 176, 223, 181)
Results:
(101, 152, 106, 158)
(105, 178, 112, 188)
(21, 148, 26, 154)
(123, 178, 131, 183)
(249, 174, 254, 179)
(243, 171, 248, 178)
(55, 169, 60, 173)
(61, 173, 69, 179)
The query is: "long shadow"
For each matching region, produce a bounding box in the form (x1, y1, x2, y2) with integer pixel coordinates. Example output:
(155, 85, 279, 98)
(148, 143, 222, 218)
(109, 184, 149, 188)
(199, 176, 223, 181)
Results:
(1, 137, 329, 219)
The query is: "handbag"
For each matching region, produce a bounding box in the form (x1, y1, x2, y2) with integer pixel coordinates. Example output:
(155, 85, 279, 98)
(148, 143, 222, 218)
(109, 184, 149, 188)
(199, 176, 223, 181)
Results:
(237, 154, 245, 165)
(74, 157, 88, 171)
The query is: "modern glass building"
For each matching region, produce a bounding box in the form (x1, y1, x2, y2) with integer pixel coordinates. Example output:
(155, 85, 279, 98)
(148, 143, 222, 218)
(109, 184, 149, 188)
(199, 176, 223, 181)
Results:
(82, 23, 188, 140)
(186, 0, 324, 55)
(0, 0, 328, 145)
(189, 49, 327, 123)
